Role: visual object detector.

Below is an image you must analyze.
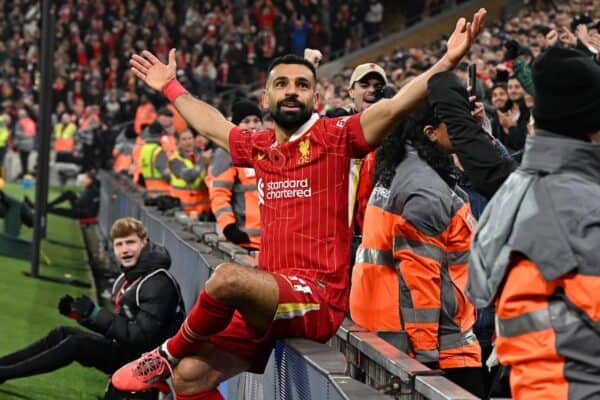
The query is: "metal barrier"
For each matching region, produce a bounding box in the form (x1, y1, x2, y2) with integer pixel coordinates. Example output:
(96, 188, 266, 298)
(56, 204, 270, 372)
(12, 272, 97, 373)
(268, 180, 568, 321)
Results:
(98, 171, 481, 400)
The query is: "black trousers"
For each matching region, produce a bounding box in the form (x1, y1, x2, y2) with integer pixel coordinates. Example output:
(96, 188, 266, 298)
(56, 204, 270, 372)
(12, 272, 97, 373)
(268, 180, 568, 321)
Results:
(444, 367, 485, 398)
(18, 150, 30, 176)
(47, 190, 79, 218)
(0, 326, 137, 381)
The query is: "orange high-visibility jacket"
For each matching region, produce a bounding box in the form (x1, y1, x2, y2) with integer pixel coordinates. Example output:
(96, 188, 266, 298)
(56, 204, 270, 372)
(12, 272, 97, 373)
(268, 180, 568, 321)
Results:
(168, 148, 210, 214)
(112, 140, 134, 175)
(208, 148, 260, 250)
(53, 122, 76, 152)
(495, 258, 600, 400)
(350, 150, 480, 369)
(140, 140, 170, 194)
(468, 134, 600, 400)
(134, 103, 156, 135)
(167, 104, 188, 133)
(131, 136, 145, 185)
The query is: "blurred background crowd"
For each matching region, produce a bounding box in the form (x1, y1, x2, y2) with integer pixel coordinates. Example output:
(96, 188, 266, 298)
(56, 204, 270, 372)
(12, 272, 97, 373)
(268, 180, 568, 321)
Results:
(0, 0, 599, 190)
(0, 1, 599, 397)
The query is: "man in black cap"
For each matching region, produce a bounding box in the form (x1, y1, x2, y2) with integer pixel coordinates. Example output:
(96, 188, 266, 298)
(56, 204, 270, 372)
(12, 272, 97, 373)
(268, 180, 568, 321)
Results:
(467, 46, 600, 399)
(207, 99, 262, 249)
(157, 106, 175, 134)
(157, 106, 177, 154)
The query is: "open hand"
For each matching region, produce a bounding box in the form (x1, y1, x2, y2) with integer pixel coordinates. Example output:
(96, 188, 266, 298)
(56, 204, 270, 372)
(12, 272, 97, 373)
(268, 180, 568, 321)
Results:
(444, 8, 487, 68)
(498, 110, 515, 131)
(588, 32, 600, 54)
(470, 97, 485, 126)
(575, 24, 591, 46)
(558, 27, 577, 47)
(546, 30, 558, 47)
(130, 48, 178, 92)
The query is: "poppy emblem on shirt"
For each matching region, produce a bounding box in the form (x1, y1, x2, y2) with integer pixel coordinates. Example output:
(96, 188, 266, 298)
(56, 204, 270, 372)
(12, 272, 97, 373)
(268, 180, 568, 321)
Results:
(269, 148, 286, 167)
(297, 138, 310, 164)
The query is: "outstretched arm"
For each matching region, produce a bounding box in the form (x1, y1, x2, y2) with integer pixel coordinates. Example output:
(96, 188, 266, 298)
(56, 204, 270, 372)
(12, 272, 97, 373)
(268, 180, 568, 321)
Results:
(359, 8, 487, 147)
(130, 49, 234, 151)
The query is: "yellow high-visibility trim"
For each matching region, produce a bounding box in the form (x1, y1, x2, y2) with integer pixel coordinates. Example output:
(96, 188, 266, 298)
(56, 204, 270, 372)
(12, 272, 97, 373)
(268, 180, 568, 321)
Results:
(274, 303, 320, 320)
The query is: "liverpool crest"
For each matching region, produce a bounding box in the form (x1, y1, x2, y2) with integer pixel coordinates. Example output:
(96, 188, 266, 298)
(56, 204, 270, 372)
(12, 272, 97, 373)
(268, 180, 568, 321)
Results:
(298, 137, 310, 164)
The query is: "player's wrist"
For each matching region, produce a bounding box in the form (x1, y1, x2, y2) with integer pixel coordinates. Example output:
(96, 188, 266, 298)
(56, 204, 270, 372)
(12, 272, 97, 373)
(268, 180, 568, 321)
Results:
(438, 54, 456, 72)
(162, 79, 189, 103)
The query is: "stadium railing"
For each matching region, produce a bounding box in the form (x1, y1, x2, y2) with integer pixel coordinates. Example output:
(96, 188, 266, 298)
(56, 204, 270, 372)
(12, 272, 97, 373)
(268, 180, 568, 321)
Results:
(97, 171, 480, 400)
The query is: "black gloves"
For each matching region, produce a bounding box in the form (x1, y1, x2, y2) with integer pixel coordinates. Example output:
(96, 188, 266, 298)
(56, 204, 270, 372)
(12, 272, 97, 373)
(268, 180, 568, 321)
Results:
(223, 224, 250, 245)
(58, 295, 74, 316)
(58, 294, 96, 320)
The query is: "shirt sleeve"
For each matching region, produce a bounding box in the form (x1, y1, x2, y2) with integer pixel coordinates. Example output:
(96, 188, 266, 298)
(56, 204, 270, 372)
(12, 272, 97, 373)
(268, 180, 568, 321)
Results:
(228, 126, 254, 168)
(325, 113, 374, 159)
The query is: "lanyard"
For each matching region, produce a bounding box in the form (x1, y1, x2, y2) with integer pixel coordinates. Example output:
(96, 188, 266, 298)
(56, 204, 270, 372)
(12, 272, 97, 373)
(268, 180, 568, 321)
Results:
(114, 277, 141, 313)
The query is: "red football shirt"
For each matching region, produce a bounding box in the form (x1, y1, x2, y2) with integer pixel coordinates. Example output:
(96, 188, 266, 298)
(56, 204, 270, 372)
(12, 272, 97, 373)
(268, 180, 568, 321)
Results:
(229, 113, 372, 310)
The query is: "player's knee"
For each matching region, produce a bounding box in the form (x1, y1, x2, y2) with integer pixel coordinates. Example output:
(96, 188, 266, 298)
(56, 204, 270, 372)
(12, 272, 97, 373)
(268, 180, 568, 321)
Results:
(206, 263, 245, 299)
(48, 326, 74, 342)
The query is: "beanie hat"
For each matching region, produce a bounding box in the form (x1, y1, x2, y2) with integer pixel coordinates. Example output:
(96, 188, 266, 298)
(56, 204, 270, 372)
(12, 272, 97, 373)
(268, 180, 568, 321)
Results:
(147, 121, 164, 136)
(157, 106, 173, 117)
(532, 46, 600, 138)
(231, 99, 262, 125)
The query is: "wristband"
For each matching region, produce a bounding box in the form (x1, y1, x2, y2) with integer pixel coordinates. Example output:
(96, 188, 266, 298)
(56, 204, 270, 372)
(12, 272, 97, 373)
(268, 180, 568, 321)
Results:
(162, 79, 189, 103)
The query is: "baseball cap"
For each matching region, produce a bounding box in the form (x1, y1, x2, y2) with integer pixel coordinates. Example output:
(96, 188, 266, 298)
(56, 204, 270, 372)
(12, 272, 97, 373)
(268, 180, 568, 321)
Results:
(157, 106, 173, 117)
(349, 63, 388, 87)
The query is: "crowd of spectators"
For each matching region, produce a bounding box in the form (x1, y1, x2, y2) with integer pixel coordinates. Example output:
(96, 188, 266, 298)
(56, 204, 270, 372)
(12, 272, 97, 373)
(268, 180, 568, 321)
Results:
(1, 0, 599, 181)
(1, 1, 600, 397)
(317, 0, 600, 158)
(0, 0, 386, 180)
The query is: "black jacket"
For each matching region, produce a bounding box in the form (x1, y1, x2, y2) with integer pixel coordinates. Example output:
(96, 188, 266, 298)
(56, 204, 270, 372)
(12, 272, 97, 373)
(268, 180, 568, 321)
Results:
(79, 242, 185, 353)
(75, 179, 100, 218)
(428, 72, 517, 199)
(490, 99, 530, 154)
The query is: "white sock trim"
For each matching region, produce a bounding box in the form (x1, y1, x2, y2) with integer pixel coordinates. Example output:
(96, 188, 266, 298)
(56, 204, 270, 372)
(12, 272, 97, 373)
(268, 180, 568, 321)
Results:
(161, 341, 180, 365)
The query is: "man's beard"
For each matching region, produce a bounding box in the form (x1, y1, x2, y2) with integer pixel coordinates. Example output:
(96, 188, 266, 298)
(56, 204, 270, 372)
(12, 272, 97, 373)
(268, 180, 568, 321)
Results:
(270, 97, 312, 132)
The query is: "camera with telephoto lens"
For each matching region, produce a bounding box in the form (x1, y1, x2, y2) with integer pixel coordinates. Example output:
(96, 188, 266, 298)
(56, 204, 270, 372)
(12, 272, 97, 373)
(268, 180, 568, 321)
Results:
(373, 86, 397, 102)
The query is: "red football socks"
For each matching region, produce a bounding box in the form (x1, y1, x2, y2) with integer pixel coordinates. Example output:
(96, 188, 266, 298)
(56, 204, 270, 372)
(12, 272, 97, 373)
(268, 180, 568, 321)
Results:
(176, 389, 224, 400)
(166, 290, 234, 358)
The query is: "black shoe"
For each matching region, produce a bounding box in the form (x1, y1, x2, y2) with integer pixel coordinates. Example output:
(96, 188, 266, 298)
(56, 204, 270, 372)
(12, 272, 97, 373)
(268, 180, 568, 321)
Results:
(23, 195, 34, 209)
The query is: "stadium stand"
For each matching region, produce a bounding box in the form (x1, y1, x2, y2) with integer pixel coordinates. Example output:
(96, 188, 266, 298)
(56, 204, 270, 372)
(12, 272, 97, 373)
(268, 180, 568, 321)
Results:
(2, 0, 600, 398)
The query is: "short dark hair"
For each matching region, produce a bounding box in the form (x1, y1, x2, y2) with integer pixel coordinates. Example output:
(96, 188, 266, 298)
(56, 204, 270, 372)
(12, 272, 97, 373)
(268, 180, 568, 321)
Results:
(267, 54, 317, 82)
(491, 82, 508, 93)
(175, 128, 196, 140)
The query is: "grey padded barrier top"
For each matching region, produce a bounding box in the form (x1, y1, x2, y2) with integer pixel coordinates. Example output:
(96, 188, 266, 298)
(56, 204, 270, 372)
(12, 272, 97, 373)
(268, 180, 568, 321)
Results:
(415, 376, 479, 400)
(98, 171, 484, 400)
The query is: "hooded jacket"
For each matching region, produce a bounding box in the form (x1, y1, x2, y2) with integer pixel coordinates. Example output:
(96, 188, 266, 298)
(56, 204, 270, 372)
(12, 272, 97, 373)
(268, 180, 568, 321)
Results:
(428, 72, 517, 199)
(79, 242, 185, 354)
(350, 149, 481, 369)
(74, 179, 100, 219)
(468, 132, 600, 399)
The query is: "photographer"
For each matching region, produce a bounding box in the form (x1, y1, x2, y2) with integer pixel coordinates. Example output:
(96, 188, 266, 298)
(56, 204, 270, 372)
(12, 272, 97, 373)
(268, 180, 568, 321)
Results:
(325, 60, 396, 261)
(0, 218, 184, 393)
(25, 170, 100, 223)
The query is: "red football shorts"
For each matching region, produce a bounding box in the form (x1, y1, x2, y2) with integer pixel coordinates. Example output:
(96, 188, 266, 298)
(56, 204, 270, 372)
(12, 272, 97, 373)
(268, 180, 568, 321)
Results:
(209, 273, 345, 373)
